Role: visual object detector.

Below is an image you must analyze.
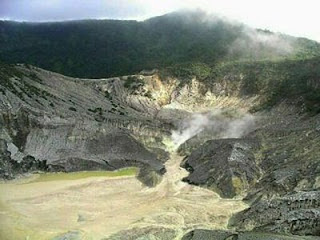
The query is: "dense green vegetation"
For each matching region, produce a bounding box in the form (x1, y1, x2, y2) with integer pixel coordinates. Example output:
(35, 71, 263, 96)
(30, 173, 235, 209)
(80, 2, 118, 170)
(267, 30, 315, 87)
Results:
(1, 10, 320, 78)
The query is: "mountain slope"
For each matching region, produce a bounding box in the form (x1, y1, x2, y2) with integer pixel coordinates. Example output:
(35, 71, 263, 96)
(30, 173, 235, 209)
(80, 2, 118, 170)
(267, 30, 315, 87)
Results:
(161, 57, 320, 113)
(0, 63, 171, 186)
(1, 10, 320, 78)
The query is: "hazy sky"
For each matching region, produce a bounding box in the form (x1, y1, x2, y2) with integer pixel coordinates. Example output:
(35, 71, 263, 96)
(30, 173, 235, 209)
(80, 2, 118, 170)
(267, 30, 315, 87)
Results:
(1, 0, 319, 42)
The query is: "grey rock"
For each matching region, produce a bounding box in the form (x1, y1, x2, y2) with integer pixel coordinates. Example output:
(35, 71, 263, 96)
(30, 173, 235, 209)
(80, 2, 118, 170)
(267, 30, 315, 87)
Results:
(182, 229, 320, 240)
(0, 138, 48, 179)
(229, 191, 320, 236)
(182, 229, 237, 240)
(0, 65, 169, 184)
(181, 138, 260, 198)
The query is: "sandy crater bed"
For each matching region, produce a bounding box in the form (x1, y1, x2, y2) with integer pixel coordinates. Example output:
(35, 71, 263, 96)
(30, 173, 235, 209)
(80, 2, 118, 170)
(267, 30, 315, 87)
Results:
(0, 153, 247, 240)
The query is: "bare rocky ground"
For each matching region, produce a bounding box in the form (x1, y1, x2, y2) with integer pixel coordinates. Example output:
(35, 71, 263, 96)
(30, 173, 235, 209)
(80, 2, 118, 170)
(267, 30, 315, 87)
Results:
(0, 64, 319, 239)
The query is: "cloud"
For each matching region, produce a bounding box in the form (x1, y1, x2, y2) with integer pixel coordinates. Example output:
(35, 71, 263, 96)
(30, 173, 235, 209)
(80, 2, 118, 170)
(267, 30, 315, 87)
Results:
(0, 0, 148, 21)
(228, 28, 295, 59)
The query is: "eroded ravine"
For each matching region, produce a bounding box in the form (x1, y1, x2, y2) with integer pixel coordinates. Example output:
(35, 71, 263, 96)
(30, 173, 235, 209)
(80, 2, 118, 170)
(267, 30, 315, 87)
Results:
(0, 142, 247, 240)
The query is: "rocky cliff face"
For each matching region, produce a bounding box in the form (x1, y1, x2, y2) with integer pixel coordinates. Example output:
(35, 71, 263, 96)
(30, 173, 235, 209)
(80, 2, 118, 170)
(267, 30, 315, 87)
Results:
(0, 138, 48, 179)
(181, 138, 260, 198)
(0, 64, 172, 185)
(182, 229, 320, 240)
(178, 105, 320, 238)
(229, 191, 320, 235)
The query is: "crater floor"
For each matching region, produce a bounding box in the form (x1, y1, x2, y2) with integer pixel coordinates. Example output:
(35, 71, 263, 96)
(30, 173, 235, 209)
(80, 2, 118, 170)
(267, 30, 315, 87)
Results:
(0, 148, 247, 240)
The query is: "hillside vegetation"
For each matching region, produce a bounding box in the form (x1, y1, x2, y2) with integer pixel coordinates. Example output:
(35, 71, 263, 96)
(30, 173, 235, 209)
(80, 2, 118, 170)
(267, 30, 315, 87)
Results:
(1, 10, 320, 78)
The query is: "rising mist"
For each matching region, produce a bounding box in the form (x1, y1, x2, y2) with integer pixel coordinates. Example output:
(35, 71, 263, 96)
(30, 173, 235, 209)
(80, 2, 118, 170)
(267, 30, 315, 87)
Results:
(171, 109, 255, 148)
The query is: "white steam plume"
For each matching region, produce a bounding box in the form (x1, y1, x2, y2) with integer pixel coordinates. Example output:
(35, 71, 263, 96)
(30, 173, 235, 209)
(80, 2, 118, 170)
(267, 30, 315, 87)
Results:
(171, 110, 255, 148)
(172, 113, 210, 147)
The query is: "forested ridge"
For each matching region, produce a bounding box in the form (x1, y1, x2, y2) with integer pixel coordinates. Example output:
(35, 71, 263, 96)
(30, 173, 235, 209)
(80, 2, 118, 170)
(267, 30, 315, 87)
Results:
(1, 10, 320, 78)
